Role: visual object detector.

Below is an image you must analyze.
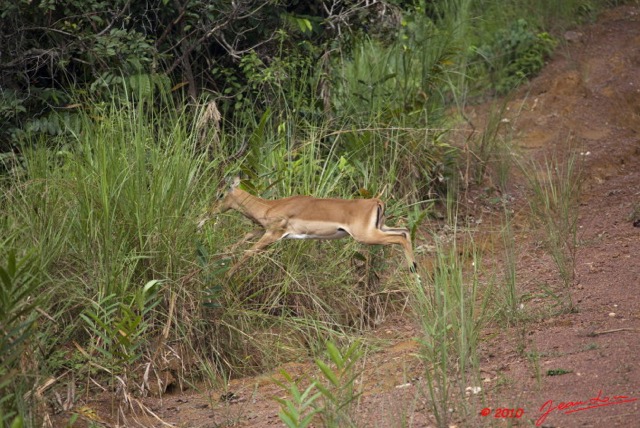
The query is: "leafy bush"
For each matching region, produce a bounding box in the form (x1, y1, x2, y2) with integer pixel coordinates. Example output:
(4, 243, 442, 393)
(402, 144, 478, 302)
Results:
(475, 19, 558, 94)
(277, 341, 362, 428)
(79, 281, 162, 373)
(0, 251, 42, 426)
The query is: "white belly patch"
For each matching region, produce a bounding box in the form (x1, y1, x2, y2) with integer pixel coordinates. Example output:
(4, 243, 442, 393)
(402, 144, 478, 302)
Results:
(284, 230, 349, 240)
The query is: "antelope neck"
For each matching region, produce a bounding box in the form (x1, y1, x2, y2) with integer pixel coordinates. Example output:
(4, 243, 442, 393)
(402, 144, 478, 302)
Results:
(233, 189, 272, 223)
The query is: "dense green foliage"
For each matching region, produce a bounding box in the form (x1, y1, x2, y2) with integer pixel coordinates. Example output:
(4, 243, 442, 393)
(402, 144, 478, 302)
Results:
(0, 0, 613, 425)
(1, 0, 603, 150)
(475, 19, 558, 94)
(0, 0, 407, 149)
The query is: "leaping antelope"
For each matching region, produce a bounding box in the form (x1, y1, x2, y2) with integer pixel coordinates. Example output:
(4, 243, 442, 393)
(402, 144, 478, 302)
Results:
(199, 177, 417, 277)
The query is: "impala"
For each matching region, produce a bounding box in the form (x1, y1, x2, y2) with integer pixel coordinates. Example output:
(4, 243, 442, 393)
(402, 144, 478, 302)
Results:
(199, 177, 417, 277)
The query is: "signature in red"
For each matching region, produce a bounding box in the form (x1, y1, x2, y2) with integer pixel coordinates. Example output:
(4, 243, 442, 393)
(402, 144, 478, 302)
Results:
(536, 390, 638, 426)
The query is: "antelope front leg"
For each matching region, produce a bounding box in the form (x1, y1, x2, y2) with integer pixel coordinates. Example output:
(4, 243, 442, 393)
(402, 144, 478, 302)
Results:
(196, 215, 211, 230)
(226, 230, 282, 277)
(228, 229, 265, 253)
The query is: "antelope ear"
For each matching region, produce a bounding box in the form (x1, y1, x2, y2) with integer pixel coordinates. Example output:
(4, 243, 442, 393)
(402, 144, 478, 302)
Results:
(231, 176, 241, 188)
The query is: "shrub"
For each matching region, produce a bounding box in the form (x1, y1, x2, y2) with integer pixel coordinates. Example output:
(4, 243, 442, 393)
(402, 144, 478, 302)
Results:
(475, 19, 558, 94)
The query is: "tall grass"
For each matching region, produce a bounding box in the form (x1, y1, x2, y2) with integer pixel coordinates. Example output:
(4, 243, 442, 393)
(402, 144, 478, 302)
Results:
(519, 151, 583, 310)
(499, 204, 521, 325)
(1, 93, 427, 424)
(1, 97, 216, 422)
(465, 99, 516, 188)
(411, 230, 491, 427)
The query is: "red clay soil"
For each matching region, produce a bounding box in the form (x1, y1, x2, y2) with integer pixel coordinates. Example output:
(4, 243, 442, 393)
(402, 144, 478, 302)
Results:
(52, 4, 640, 427)
(476, 4, 640, 427)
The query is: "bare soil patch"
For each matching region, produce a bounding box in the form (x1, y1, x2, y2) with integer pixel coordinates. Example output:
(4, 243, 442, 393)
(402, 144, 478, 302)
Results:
(478, 5, 640, 427)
